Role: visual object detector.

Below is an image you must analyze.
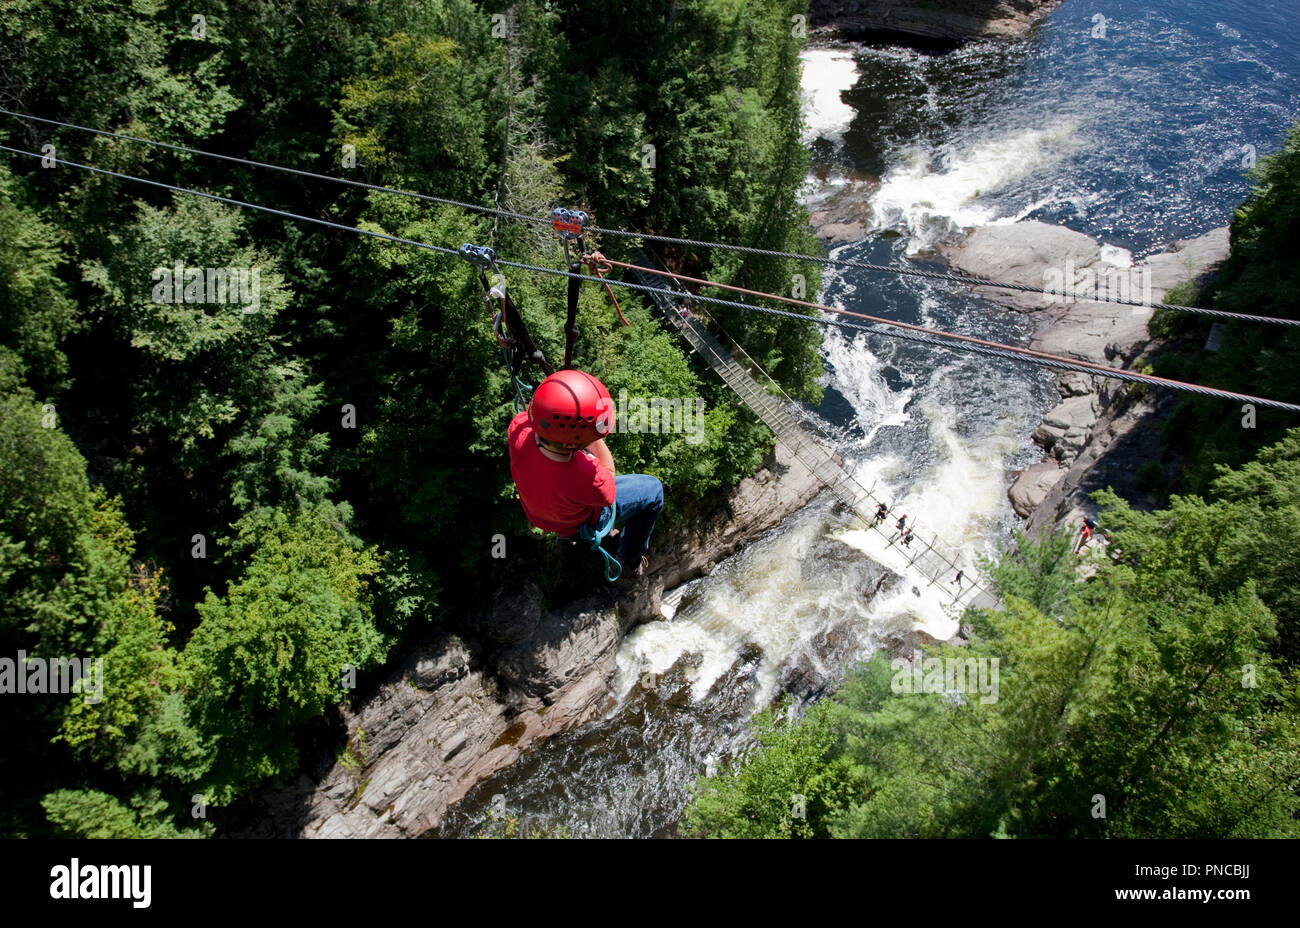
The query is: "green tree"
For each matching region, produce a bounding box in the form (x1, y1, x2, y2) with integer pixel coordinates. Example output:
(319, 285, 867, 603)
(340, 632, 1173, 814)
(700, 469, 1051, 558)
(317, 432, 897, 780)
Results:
(0, 166, 77, 393)
(682, 699, 864, 838)
(1155, 121, 1300, 491)
(41, 788, 200, 839)
(682, 521, 1300, 838)
(184, 507, 385, 804)
(335, 3, 500, 198)
(0, 389, 201, 836)
(0, 390, 113, 658)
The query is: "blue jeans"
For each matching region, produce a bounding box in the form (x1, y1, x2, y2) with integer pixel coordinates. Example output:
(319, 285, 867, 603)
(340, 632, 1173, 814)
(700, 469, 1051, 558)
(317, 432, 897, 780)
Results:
(596, 475, 663, 566)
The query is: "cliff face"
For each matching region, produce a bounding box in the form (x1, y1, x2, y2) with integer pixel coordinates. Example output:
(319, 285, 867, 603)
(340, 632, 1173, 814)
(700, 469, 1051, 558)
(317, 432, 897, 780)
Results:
(237, 441, 825, 838)
(808, 0, 1062, 42)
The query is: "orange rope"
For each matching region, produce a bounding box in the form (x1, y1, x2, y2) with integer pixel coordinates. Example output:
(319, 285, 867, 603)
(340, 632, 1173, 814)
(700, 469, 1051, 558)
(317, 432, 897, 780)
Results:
(601, 257, 1235, 397)
(582, 252, 630, 326)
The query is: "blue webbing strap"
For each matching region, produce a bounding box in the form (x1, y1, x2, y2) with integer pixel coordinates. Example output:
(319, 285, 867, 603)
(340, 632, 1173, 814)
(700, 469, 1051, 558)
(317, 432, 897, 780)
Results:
(577, 502, 621, 582)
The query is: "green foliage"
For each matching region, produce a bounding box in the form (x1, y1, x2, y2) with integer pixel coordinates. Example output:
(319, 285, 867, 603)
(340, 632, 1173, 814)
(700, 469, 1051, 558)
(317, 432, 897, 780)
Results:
(41, 788, 201, 839)
(335, 5, 499, 195)
(1096, 428, 1300, 664)
(0, 167, 77, 392)
(0, 390, 207, 835)
(0, 0, 833, 837)
(1126, 358, 1154, 401)
(682, 699, 864, 838)
(371, 546, 442, 637)
(0, 0, 239, 164)
(55, 497, 206, 783)
(683, 458, 1300, 838)
(476, 812, 572, 839)
(0, 389, 110, 657)
(1133, 459, 1164, 493)
(184, 507, 385, 804)
(977, 527, 1078, 619)
(86, 193, 332, 516)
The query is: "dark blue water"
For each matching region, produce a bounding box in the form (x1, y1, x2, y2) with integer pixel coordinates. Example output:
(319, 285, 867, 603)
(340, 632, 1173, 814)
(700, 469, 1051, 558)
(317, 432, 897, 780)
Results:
(829, 0, 1300, 255)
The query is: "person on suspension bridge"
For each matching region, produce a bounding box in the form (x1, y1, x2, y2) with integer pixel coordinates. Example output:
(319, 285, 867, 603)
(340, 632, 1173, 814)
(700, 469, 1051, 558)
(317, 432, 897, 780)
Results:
(507, 369, 664, 579)
(873, 502, 889, 526)
(896, 513, 909, 534)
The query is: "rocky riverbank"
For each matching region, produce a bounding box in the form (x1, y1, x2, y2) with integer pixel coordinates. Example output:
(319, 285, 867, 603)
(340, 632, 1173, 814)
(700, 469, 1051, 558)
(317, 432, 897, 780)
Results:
(236, 441, 825, 838)
(940, 221, 1231, 533)
(808, 0, 1062, 43)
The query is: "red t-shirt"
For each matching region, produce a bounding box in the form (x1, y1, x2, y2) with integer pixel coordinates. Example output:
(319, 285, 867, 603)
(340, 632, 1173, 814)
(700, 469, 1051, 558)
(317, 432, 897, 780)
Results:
(507, 411, 616, 535)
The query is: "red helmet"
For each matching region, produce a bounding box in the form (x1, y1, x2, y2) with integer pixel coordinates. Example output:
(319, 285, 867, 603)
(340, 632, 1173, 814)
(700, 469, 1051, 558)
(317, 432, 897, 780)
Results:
(529, 369, 615, 449)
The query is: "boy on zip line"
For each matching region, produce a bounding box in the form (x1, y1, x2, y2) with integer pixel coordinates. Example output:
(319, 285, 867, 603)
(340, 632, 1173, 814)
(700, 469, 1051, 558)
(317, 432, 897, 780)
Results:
(507, 369, 664, 578)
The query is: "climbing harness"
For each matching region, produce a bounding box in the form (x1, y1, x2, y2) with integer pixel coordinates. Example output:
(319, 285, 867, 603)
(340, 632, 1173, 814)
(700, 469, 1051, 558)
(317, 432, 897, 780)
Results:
(576, 503, 621, 582)
(459, 242, 552, 411)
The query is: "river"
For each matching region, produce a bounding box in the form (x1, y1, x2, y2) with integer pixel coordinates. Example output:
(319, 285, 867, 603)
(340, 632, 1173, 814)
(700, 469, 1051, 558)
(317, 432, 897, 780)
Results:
(435, 0, 1300, 838)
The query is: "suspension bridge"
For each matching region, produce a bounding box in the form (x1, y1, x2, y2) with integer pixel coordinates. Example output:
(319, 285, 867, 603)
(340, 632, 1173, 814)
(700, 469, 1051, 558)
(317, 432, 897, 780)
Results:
(628, 249, 1000, 612)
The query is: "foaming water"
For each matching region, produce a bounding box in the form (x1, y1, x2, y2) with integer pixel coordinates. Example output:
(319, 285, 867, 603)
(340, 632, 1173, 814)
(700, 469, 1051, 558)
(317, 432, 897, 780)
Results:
(869, 121, 1081, 253)
(812, 0, 1300, 254)
(615, 512, 877, 708)
(820, 328, 912, 443)
(801, 47, 861, 144)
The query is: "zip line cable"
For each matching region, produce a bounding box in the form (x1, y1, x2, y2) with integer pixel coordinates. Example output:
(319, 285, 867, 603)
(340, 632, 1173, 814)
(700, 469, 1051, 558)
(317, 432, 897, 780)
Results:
(608, 254, 1261, 406)
(4, 141, 1299, 414)
(0, 143, 462, 257)
(4, 107, 1297, 329)
(0, 107, 538, 226)
(549, 265, 1300, 412)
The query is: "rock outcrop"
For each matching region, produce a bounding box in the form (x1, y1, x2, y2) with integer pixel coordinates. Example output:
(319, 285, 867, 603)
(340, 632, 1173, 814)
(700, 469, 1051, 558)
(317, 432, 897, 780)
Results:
(942, 221, 1231, 533)
(808, 177, 879, 244)
(1008, 460, 1067, 518)
(238, 440, 826, 838)
(808, 0, 1063, 43)
(945, 221, 1229, 366)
